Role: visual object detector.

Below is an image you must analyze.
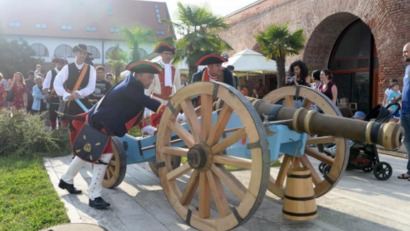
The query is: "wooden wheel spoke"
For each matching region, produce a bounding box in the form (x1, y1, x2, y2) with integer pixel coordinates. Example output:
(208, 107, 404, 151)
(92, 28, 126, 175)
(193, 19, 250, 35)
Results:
(180, 170, 200, 206)
(105, 167, 112, 179)
(163, 147, 189, 157)
(268, 175, 283, 198)
(211, 164, 247, 200)
(284, 95, 294, 108)
(206, 170, 231, 218)
(302, 99, 312, 110)
(198, 172, 211, 219)
(206, 103, 233, 146)
(166, 163, 192, 181)
(168, 120, 195, 148)
(109, 160, 117, 167)
(213, 155, 251, 170)
(211, 127, 246, 154)
(181, 100, 201, 142)
(305, 147, 334, 166)
(275, 155, 292, 187)
(200, 94, 213, 142)
(300, 155, 321, 185)
(306, 136, 336, 145)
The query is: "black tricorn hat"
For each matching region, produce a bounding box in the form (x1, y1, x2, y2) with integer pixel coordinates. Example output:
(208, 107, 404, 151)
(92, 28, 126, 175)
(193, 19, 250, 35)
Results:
(125, 61, 163, 74)
(73, 44, 93, 55)
(154, 43, 176, 54)
(196, 53, 228, 66)
(51, 57, 65, 65)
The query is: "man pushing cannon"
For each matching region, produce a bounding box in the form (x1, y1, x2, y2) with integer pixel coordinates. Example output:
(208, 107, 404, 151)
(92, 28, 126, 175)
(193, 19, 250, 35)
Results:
(58, 61, 166, 209)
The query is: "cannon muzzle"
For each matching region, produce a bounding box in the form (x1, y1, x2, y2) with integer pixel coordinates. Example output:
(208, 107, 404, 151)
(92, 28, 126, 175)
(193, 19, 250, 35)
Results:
(253, 100, 403, 150)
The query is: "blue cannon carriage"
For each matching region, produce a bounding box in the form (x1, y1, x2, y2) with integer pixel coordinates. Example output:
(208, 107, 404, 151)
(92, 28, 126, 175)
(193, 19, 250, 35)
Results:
(93, 82, 401, 231)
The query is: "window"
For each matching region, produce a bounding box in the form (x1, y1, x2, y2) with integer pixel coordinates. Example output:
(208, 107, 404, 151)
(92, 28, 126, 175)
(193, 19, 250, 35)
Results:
(105, 47, 123, 59)
(9, 21, 21, 28)
(110, 27, 120, 33)
(108, 5, 113, 16)
(36, 23, 47, 29)
(54, 44, 74, 58)
(61, 24, 72, 31)
(156, 30, 165, 35)
(86, 26, 97, 32)
(155, 4, 162, 24)
(31, 43, 49, 57)
(87, 46, 101, 59)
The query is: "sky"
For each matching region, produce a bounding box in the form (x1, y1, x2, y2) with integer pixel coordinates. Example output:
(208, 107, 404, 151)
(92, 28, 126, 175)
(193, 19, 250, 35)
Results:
(150, 0, 259, 19)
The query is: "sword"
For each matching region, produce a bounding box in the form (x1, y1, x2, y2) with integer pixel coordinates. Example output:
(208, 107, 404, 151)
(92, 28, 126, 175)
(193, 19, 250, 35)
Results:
(55, 111, 86, 122)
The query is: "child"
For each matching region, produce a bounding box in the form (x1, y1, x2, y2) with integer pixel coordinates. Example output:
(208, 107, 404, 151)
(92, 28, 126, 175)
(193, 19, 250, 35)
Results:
(387, 82, 401, 122)
(32, 76, 46, 113)
(383, 79, 400, 106)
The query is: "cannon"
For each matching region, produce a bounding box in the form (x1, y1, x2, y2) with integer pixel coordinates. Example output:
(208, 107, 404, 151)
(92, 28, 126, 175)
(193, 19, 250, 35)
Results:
(96, 82, 401, 231)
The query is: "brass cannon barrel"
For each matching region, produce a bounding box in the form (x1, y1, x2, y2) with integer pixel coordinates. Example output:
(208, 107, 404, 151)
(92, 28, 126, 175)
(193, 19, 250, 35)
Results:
(253, 100, 403, 150)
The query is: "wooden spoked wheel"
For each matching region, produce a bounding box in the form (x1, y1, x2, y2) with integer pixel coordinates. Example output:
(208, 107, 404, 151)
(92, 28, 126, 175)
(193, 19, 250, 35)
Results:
(148, 156, 182, 177)
(102, 137, 127, 189)
(156, 82, 270, 231)
(263, 86, 349, 198)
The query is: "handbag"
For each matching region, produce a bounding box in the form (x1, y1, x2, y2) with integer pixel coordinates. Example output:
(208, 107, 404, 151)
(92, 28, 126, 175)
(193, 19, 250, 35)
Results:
(5, 90, 13, 102)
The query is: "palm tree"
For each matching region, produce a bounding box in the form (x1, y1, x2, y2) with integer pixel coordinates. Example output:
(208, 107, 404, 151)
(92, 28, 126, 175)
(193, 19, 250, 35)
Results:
(121, 26, 156, 62)
(106, 45, 128, 84)
(254, 23, 306, 88)
(156, 2, 232, 78)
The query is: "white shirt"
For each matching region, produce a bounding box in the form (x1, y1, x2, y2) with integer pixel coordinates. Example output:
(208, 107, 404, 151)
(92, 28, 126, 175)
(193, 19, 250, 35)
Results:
(54, 61, 96, 100)
(43, 68, 60, 90)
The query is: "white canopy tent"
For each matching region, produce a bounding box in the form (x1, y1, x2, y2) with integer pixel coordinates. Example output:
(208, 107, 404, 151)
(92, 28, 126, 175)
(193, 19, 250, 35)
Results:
(223, 49, 277, 76)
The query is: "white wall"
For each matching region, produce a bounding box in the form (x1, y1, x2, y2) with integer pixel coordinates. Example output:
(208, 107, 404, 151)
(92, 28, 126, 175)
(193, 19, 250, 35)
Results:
(5, 35, 154, 65)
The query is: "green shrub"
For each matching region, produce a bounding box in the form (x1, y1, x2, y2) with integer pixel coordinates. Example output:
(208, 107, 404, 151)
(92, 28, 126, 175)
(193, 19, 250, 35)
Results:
(0, 109, 71, 158)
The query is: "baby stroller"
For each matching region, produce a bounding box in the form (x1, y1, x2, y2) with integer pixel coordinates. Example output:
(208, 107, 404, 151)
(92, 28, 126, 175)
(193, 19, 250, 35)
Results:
(319, 103, 400, 180)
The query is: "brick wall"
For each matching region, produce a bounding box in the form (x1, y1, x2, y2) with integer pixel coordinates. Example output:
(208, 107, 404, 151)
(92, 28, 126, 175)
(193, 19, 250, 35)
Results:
(220, 0, 410, 103)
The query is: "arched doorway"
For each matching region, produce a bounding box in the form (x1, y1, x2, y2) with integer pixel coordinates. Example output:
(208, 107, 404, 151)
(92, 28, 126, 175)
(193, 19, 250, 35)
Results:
(329, 19, 378, 114)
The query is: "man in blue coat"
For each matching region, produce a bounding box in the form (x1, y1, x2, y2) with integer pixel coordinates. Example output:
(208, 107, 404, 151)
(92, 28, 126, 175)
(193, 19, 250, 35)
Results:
(59, 61, 166, 209)
(191, 53, 233, 87)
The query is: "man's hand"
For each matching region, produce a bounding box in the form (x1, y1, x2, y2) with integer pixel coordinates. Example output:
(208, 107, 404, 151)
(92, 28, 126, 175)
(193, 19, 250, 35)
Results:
(66, 95, 74, 102)
(73, 92, 81, 99)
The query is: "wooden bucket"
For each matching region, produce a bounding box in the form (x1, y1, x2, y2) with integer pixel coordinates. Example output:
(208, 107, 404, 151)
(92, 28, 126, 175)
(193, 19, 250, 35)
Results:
(282, 167, 317, 221)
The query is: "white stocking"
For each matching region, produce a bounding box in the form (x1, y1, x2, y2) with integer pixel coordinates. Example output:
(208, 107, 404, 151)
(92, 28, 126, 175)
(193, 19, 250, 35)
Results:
(88, 153, 113, 200)
(61, 156, 87, 184)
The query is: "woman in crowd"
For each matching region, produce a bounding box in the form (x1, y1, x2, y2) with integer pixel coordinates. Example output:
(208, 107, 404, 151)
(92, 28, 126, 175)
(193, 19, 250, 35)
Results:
(9, 72, 28, 114)
(318, 69, 337, 105)
(32, 76, 46, 113)
(0, 73, 5, 109)
(382, 78, 400, 107)
(285, 60, 310, 108)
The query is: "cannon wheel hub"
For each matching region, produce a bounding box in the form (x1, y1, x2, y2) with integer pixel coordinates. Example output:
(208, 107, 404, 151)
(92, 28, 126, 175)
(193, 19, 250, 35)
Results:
(187, 142, 213, 171)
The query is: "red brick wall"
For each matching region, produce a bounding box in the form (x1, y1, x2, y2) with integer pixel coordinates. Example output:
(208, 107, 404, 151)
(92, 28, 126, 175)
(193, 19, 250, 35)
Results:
(220, 0, 410, 103)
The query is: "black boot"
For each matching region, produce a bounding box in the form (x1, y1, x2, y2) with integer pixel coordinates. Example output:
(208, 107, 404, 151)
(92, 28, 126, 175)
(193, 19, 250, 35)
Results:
(58, 179, 82, 194)
(89, 197, 111, 209)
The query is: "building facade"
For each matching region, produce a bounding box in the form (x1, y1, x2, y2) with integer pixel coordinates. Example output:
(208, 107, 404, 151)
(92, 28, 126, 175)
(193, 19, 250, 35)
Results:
(0, 0, 172, 70)
(219, 0, 410, 113)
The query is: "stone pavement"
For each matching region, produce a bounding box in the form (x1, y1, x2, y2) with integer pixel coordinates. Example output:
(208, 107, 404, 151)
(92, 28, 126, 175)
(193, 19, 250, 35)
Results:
(44, 154, 410, 231)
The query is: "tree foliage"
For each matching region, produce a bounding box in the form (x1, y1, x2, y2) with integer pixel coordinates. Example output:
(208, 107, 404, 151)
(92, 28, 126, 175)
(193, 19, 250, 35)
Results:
(0, 38, 42, 79)
(107, 44, 128, 84)
(155, 2, 232, 78)
(254, 23, 306, 88)
(120, 26, 156, 62)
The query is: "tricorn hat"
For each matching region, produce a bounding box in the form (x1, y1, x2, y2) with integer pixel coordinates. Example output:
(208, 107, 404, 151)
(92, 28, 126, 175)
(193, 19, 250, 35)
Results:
(154, 43, 175, 54)
(51, 57, 65, 65)
(196, 53, 228, 66)
(125, 61, 163, 74)
(73, 44, 93, 55)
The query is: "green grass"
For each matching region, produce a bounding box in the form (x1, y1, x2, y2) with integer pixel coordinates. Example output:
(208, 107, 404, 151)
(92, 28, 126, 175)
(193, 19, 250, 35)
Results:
(0, 156, 70, 231)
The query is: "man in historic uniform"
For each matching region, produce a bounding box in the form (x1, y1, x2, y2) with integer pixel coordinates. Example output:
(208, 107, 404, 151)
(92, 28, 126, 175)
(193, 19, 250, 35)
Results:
(191, 53, 234, 87)
(54, 44, 96, 144)
(58, 61, 165, 209)
(43, 57, 65, 129)
(145, 43, 182, 127)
